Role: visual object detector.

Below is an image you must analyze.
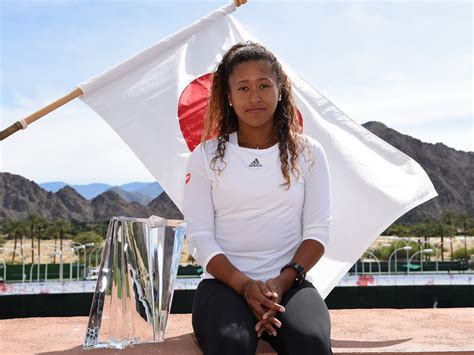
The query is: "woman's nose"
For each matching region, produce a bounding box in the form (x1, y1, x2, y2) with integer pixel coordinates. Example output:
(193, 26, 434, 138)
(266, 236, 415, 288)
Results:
(248, 87, 262, 103)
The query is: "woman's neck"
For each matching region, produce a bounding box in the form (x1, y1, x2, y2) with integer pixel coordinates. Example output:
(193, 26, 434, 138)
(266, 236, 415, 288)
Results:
(237, 127, 277, 149)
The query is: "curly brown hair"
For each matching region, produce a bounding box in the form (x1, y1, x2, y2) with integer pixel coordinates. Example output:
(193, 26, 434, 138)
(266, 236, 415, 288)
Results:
(202, 41, 305, 189)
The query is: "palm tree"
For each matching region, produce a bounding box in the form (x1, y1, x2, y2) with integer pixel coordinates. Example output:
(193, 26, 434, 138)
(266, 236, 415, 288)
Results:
(45, 223, 60, 263)
(36, 219, 49, 264)
(26, 214, 42, 264)
(457, 213, 470, 260)
(411, 220, 434, 262)
(441, 211, 457, 261)
(433, 221, 452, 261)
(4, 220, 28, 263)
(19, 221, 25, 263)
(424, 218, 439, 261)
(55, 219, 72, 256)
(3, 219, 18, 262)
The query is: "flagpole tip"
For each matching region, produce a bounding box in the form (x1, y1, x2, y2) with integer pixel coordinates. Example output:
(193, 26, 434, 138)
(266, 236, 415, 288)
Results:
(233, 0, 247, 7)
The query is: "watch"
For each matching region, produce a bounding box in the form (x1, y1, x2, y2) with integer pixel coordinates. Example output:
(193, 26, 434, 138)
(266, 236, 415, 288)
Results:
(280, 261, 306, 286)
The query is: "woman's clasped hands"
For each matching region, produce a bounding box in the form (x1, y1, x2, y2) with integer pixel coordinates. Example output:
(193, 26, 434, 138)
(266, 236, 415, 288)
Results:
(240, 278, 287, 338)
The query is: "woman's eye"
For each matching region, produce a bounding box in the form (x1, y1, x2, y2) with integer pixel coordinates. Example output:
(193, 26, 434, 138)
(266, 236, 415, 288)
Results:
(237, 87, 248, 92)
(260, 84, 270, 89)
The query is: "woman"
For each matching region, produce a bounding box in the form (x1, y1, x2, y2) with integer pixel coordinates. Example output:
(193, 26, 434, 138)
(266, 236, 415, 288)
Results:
(182, 41, 333, 355)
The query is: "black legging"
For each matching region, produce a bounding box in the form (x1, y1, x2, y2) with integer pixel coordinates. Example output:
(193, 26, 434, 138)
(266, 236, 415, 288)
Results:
(192, 278, 333, 355)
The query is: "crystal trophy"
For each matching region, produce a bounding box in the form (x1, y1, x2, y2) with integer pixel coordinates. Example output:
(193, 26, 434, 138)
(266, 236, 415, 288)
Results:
(83, 215, 186, 349)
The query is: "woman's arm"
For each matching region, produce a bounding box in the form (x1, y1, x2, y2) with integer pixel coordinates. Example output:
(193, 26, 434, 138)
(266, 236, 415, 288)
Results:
(276, 138, 332, 292)
(256, 240, 324, 337)
(271, 239, 325, 294)
(206, 254, 250, 294)
(257, 140, 332, 336)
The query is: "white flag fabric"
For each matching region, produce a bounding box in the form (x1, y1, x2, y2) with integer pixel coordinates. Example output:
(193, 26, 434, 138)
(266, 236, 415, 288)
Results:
(78, 3, 437, 298)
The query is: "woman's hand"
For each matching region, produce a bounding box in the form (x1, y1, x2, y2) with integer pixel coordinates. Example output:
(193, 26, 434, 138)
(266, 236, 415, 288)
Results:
(254, 277, 288, 337)
(240, 279, 285, 336)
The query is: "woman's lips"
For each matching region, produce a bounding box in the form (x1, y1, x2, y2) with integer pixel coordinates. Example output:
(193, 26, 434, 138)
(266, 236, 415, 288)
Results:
(246, 108, 265, 113)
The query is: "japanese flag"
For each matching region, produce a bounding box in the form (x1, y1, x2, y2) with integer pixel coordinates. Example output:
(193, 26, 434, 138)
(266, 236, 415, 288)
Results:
(78, 3, 437, 298)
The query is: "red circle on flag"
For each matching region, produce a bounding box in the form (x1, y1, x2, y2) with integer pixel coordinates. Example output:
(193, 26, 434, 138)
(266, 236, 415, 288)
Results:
(177, 73, 304, 152)
(178, 73, 213, 152)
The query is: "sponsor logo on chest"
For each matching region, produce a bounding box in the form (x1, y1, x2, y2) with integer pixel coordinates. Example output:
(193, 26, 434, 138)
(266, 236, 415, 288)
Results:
(249, 158, 263, 168)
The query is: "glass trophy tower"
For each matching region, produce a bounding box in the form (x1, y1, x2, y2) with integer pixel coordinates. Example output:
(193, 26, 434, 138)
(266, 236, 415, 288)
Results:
(83, 215, 186, 349)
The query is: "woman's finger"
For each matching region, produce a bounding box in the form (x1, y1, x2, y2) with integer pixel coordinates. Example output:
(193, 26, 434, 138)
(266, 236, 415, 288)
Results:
(249, 299, 268, 319)
(265, 279, 281, 299)
(271, 317, 282, 328)
(262, 308, 276, 320)
(256, 280, 273, 298)
(261, 297, 285, 313)
(265, 316, 281, 328)
(257, 322, 277, 338)
(264, 323, 277, 337)
(256, 315, 281, 331)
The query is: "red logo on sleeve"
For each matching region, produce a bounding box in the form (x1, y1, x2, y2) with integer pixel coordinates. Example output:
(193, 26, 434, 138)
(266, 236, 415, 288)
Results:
(185, 173, 191, 184)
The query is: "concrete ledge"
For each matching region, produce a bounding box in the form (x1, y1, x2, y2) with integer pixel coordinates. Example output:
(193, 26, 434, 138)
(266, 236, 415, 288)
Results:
(0, 309, 473, 354)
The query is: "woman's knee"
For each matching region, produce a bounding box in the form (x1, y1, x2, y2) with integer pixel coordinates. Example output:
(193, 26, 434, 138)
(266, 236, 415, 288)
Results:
(276, 283, 332, 354)
(213, 322, 258, 354)
(193, 314, 258, 355)
(191, 280, 259, 354)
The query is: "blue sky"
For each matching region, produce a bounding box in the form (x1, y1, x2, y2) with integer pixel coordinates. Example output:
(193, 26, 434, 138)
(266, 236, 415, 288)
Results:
(1, 0, 472, 185)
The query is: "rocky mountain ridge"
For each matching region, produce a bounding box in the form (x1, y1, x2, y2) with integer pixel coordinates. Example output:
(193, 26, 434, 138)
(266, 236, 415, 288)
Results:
(362, 121, 473, 222)
(1, 121, 472, 223)
(0, 173, 181, 221)
(39, 181, 163, 201)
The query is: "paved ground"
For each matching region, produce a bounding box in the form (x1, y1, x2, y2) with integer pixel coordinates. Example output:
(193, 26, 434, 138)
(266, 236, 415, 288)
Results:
(1, 308, 473, 354)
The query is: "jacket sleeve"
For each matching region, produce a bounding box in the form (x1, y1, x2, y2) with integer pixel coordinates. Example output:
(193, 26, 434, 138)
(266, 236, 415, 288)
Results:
(301, 140, 332, 252)
(182, 144, 225, 271)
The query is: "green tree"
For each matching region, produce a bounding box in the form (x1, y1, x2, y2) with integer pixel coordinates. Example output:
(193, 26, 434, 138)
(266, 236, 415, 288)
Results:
(26, 214, 43, 264)
(457, 212, 471, 260)
(441, 211, 457, 261)
(41, 221, 65, 264)
(72, 231, 103, 263)
(54, 219, 72, 260)
(453, 247, 474, 261)
(384, 223, 411, 238)
(412, 219, 439, 261)
(72, 231, 103, 245)
(432, 220, 455, 261)
(34, 218, 49, 264)
(3, 219, 28, 263)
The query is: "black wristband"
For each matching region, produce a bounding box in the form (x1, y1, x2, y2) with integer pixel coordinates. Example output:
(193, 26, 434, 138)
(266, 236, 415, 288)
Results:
(280, 261, 306, 286)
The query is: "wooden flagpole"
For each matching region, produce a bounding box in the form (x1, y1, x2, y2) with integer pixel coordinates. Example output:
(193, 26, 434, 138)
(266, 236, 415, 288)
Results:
(1, 0, 247, 142)
(0, 87, 83, 141)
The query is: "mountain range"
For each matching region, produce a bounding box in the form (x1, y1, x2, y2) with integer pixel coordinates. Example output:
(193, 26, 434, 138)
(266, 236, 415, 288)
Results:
(0, 121, 472, 223)
(362, 121, 473, 223)
(39, 181, 163, 203)
(0, 176, 181, 221)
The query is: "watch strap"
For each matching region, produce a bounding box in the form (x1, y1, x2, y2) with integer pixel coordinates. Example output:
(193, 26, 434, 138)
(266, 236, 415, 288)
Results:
(280, 261, 306, 286)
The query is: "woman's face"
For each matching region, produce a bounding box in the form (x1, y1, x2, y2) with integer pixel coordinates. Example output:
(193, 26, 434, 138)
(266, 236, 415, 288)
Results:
(228, 60, 279, 131)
